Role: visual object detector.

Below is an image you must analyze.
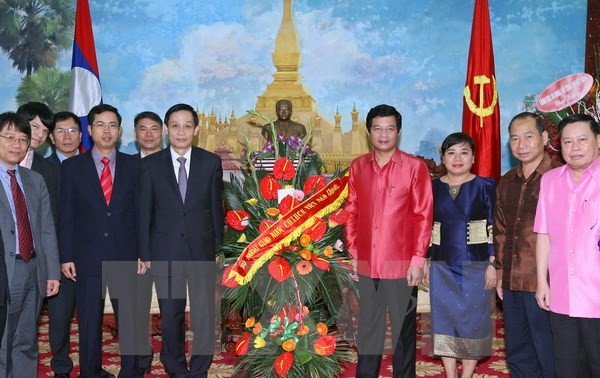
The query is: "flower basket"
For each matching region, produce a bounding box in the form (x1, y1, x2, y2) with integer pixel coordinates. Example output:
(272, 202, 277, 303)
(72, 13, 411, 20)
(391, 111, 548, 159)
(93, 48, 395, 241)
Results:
(217, 111, 356, 377)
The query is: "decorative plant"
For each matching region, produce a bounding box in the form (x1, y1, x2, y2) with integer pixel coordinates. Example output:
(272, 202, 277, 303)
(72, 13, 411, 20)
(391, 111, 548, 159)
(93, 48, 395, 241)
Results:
(218, 111, 355, 377)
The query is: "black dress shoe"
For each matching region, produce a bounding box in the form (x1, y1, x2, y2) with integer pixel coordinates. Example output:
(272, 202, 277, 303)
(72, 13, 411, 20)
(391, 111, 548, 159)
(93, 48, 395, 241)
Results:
(54, 374, 70, 378)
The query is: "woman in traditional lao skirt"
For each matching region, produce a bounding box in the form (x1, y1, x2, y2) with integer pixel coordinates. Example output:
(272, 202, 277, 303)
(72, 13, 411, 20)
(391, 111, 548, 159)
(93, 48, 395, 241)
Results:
(427, 132, 496, 378)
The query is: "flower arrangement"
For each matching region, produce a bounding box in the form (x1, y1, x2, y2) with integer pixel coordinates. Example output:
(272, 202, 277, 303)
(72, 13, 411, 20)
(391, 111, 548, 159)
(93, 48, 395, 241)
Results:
(218, 111, 355, 377)
(528, 70, 600, 164)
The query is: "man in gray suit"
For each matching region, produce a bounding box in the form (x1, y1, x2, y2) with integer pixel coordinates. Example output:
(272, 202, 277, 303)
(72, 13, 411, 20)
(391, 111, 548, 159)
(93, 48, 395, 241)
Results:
(0, 112, 61, 377)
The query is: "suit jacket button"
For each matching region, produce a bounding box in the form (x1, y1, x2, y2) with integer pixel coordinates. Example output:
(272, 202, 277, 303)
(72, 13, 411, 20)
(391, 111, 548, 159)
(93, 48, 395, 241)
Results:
(104, 232, 109, 237)
(107, 212, 111, 216)
(10, 229, 14, 234)
(9, 252, 14, 257)
(180, 233, 185, 237)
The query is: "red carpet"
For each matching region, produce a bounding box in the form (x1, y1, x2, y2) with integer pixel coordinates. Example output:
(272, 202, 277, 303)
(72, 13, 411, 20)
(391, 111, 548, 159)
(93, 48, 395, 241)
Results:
(37, 310, 509, 377)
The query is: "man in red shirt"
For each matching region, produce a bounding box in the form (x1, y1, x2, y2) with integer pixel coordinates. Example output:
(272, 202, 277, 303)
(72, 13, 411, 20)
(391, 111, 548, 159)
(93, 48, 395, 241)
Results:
(344, 104, 433, 378)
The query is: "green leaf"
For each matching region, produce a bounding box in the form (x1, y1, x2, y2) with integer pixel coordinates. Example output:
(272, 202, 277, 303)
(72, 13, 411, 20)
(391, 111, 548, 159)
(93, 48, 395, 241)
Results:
(295, 349, 313, 365)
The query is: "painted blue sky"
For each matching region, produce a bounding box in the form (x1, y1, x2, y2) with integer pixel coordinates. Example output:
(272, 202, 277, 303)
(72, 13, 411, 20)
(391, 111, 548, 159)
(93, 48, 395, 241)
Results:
(0, 0, 587, 171)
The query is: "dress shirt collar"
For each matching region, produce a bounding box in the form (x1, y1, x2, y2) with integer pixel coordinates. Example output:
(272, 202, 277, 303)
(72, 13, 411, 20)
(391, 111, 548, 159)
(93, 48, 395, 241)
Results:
(0, 162, 20, 175)
(368, 148, 403, 168)
(170, 146, 192, 179)
(170, 146, 192, 164)
(56, 149, 78, 162)
(586, 154, 600, 181)
(515, 152, 556, 180)
(91, 146, 116, 162)
(19, 149, 34, 169)
(91, 147, 117, 178)
(557, 154, 600, 181)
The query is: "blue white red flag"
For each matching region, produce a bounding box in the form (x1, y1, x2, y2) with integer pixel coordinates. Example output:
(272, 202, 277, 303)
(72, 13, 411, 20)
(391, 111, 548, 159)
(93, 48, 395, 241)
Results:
(68, 0, 101, 151)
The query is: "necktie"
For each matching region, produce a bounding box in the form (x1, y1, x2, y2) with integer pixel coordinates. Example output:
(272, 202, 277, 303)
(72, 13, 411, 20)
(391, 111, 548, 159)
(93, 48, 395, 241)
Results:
(177, 157, 187, 202)
(7, 170, 33, 262)
(100, 157, 113, 205)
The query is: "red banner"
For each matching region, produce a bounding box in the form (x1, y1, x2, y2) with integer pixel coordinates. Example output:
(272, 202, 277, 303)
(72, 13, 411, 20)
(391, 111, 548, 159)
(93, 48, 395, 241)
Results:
(226, 175, 349, 285)
(462, 0, 501, 181)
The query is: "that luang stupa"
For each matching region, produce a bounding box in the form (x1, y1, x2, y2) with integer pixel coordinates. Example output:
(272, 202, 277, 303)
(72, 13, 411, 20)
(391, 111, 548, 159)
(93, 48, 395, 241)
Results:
(191, 0, 371, 172)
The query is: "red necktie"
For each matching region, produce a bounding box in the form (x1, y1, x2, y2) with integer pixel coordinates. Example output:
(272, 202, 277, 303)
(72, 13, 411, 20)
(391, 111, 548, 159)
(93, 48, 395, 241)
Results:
(7, 169, 33, 262)
(100, 157, 113, 205)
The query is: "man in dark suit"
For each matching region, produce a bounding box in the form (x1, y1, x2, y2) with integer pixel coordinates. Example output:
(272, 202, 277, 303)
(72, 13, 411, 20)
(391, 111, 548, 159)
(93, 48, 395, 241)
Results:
(132, 111, 163, 375)
(0, 112, 61, 377)
(16, 102, 59, 222)
(133, 111, 163, 158)
(46, 111, 82, 378)
(138, 103, 224, 378)
(48, 111, 82, 166)
(59, 104, 142, 378)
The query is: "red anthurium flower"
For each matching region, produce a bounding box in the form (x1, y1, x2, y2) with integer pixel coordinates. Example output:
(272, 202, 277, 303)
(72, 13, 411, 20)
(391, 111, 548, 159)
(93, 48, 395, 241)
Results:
(226, 210, 250, 231)
(303, 175, 326, 196)
(279, 195, 299, 215)
(221, 264, 239, 288)
(268, 257, 292, 282)
(235, 332, 251, 356)
(280, 304, 298, 322)
(274, 351, 294, 377)
(260, 175, 282, 200)
(259, 219, 276, 233)
(313, 335, 336, 356)
(311, 254, 331, 271)
(328, 208, 350, 227)
(305, 218, 326, 242)
(273, 158, 296, 181)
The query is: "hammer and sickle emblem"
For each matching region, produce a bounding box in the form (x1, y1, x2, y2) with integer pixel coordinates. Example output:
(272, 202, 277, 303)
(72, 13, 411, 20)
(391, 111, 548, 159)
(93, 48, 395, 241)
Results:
(464, 75, 498, 128)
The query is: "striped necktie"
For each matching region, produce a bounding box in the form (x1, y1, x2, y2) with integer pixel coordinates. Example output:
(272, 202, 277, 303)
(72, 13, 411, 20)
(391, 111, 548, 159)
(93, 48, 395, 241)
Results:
(100, 157, 113, 205)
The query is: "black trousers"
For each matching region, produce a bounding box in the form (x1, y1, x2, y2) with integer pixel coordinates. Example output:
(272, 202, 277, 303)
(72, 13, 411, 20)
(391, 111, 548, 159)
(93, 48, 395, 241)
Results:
(503, 290, 554, 378)
(153, 261, 216, 378)
(135, 272, 154, 371)
(356, 275, 418, 378)
(76, 262, 139, 378)
(47, 272, 76, 374)
(550, 311, 600, 378)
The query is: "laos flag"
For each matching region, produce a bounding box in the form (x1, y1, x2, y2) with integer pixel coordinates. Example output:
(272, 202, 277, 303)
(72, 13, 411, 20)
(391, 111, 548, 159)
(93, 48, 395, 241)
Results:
(68, 0, 101, 151)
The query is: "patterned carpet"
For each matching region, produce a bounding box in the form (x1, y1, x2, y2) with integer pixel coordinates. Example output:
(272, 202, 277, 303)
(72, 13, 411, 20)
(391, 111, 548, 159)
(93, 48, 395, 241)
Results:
(37, 310, 509, 377)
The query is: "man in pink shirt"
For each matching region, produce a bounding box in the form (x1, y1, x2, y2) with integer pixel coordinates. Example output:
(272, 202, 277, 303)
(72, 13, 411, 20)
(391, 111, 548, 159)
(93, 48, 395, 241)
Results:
(344, 104, 433, 378)
(534, 113, 600, 377)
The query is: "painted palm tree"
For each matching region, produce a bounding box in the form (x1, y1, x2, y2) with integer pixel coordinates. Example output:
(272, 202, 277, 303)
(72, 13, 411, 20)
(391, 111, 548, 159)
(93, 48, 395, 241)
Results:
(0, 0, 74, 76)
(16, 67, 70, 111)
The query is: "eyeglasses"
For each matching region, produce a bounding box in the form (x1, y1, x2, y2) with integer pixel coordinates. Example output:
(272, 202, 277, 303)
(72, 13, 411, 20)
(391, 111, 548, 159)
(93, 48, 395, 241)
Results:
(53, 127, 80, 136)
(92, 122, 120, 130)
(0, 134, 31, 147)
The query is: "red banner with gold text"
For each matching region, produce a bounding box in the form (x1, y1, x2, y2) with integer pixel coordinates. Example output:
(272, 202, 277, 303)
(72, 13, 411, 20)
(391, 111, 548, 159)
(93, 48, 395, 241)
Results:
(226, 175, 348, 285)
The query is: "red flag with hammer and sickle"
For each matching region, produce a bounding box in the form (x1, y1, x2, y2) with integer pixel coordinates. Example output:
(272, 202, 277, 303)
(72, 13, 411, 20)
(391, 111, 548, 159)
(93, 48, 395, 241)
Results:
(462, 0, 501, 181)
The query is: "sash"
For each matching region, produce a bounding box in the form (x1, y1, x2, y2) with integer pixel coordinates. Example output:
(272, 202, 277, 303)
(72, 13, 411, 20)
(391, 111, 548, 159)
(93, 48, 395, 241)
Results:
(227, 175, 349, 285)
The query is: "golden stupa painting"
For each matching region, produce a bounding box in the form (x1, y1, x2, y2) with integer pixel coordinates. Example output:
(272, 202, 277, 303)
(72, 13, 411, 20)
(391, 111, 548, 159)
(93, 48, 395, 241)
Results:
(192, 0, 370, 172)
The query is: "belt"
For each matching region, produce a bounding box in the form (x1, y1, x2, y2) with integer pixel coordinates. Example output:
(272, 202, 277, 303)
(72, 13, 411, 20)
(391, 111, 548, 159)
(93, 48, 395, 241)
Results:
(431, 220, 492, 245)
(15, 250, 37, 261)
